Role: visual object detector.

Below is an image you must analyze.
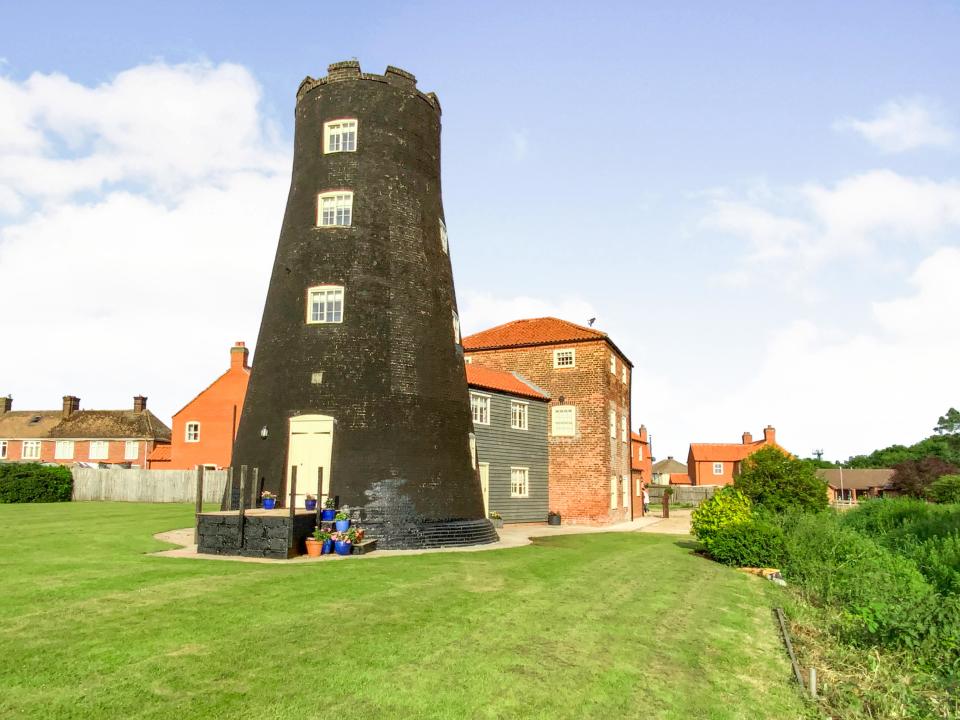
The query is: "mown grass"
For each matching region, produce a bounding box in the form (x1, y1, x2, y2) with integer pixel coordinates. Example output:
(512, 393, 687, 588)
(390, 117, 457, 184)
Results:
(0, 503, 813, 719)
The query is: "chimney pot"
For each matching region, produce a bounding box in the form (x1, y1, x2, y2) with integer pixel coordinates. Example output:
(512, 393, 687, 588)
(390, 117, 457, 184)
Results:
(62, 395, 80, 417)
(742, 431, 753, 444)
(133, 396, 147, 412)
(0, 396, 11, 414)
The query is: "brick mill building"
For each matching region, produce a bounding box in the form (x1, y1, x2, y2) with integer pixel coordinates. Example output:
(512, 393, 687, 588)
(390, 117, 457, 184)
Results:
(0, 395, 170, 467)
(687, 425, 783, 486)
(463, 317, 634, 523)
(148, 342, 250, 470)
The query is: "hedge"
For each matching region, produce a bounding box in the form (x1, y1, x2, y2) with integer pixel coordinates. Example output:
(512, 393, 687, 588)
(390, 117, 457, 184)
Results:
(0, 463, 73, 503)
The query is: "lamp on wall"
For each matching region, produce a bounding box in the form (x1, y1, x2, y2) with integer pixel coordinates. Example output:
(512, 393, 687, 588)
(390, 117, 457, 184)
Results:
(558, 395, 565, 405)
(260, 426, 269, 440)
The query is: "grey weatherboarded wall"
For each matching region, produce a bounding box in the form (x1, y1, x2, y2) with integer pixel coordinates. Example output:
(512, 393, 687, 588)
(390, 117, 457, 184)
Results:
(473, 391, 548, 523)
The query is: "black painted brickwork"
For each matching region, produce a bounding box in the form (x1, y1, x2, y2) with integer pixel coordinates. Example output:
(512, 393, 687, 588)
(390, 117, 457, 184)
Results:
(197, 513, 316, 559)
(230, 62, 492, 549)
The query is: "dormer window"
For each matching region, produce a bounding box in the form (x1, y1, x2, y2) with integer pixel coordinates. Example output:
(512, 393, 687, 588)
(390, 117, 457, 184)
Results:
(317, 191, 353, 227)
(324, 119, 357, 153)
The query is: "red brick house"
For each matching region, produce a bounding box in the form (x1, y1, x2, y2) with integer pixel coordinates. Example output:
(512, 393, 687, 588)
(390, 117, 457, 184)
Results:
(687, 425, 783, 486)
(148, 342, 250, 470)
(0, 395, 170, 467)
(462, 317, 633, 523)
(631, 425, 652, 513)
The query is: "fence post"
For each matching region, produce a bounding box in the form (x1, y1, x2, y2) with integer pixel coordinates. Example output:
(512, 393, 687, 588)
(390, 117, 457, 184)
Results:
(193, 465, 205, 544)
(316, 467, 324, 525)
(238, 465, 248, 550)
(288, 466, 298, 552)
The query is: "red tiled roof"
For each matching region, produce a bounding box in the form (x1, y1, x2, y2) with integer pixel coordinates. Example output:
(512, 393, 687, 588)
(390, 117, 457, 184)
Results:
(689, 441, 769, 462)
(463, 317, 607, 351)
(670, 473, 691, 485)
(465, 365, 549, 401)
(148, 444, 171, 462)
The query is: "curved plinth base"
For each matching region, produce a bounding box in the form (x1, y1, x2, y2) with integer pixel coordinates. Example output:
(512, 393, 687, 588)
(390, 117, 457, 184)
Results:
(365, 518, 499, 550)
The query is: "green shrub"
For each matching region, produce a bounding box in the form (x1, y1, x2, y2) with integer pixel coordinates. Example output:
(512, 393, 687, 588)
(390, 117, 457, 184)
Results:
(0, 463, 73, 503)
(733, 446, 829, 513)
(900, 532, 960, 595)
(691, 487, 752, 546)
(704, 519, 785, 567)
(928, 474, 960, 504)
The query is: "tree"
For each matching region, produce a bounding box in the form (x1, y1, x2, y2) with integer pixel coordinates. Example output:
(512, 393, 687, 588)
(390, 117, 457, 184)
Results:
(733, 446, 829, 513)
(927, 474, 960, 504)
(891, 457, 960, 498)
(934, 407, 960, 436)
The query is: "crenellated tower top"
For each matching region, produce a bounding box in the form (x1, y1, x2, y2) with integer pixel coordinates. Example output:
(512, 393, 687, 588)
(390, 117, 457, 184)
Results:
(296, 60, 441, 114)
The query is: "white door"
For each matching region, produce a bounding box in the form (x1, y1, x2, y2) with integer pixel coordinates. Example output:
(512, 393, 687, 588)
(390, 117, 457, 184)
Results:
(478, 462, 490, 516)
(287, 415, 334, 508)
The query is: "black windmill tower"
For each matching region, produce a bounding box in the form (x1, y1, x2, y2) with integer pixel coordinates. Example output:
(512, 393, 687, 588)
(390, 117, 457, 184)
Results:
(230, 61, 495, 549)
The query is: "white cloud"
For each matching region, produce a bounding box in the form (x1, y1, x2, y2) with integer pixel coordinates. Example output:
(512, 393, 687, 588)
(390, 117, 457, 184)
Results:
(459, 291, 596, 336)
(0, 62, 289, 423)
(836, 97, 955, 153)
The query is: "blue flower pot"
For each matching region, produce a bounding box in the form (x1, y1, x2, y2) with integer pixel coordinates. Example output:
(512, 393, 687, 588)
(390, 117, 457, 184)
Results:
(262, 498, 276, 510)
(334, 540, 352, 556)
(321, 539, 332, 555)
(335, 519, 350, 532)
(305, 499, 317, 511)
(321, 508, 336, 521)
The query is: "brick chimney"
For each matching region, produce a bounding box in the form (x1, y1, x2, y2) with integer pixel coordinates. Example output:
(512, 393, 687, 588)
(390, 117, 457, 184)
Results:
(638, 424, 647, 442)
(742, 431, 753, 444)
(0, 396, 10, 414)
(231, 341, 250, 370)
(763, 425, 776, 444)
(133, 396, 148, 412)
(62, 396, 80, 417)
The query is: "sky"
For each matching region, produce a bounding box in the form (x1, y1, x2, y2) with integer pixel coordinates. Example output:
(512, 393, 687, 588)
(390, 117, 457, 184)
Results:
(1, 1, 959, 462)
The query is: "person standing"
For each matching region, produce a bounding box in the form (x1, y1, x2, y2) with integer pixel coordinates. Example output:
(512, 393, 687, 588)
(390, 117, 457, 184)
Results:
(642, 486, 650, 514)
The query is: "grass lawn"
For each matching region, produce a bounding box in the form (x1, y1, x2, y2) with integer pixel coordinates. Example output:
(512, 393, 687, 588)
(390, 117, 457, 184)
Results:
(0, 503, 812, 719)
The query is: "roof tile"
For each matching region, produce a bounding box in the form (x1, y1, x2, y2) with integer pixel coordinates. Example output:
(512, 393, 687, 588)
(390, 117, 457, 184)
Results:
(466, 365, 550, 401)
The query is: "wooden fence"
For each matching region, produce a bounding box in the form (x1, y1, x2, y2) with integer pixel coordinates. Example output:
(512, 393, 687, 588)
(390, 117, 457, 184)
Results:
(648, 485, 717, 506)
(72, 467, 228, 503)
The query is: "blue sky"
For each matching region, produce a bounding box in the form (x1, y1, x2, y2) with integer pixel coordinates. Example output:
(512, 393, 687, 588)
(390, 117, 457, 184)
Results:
(2, 1, 959, 460)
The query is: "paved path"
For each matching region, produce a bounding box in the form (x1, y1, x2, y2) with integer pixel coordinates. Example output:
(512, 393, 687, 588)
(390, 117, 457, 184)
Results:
(152, 512, 673, 565)
(638, 507, 693, 535)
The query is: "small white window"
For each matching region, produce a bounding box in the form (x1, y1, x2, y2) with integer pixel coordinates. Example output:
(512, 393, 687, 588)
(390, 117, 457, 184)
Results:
(439, 218, 448, 254)
(637, 443, 643, 461)
(610, 409, 616, 439)
(553, 348, 575, 368)
(311, 372, 324, 385)
(0, 440, 6, 458)
(622, 475, 630, 509)
(55, 440, 74, 459)
(22, 440, 41, 460)
(622, 365, 627, 384)
(452, 310, 461, 344)
(713, 462, 724, 475)
(621, 416, 627, 443)
(464, 356, 473, 364)
(510, 467, 529, 498)
(124, 441, 139, 461)
(551, 405, 576, 437)
(185, 422, 200, 443)
(89, 441, 109, 460)
(317, 191, 353, 227)
(307, 286, 345, 324)
(511, 401, 528, 430)
(636, 476, 642, 495)
(610, 476, 618, 509)
(470, 393, 490, 425)
(610, 353, 616, 374)
(324, 119, 357, 153)
(469, 433, 477, 470)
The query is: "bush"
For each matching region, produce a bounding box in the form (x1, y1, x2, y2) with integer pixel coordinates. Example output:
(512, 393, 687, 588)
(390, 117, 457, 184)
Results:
(705, 519, 786, 567)
(0, 463, 73, 503)
(928, 474, 960, 504)
(691, 487, 752, 546)
(734, 446, 829, 513)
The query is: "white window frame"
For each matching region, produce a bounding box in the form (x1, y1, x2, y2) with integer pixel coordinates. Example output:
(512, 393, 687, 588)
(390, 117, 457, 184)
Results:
(185, 422, 201, 443)
(124, 441, 139, 461)
(610, 409, 616, 439)
(22, 440, 42, 460)
(464, 356, 473, 364)
(610, 353, 616, 374)
(510, 400, 528, 430)
(622, 475, 630, 509)
(452, 310, 461, 344)
(510, 466, 529, 498)
(469, 433, 477, 470)
(323, 119, 357, 154)
(636, 476, 642, 495)
(316, 191, 353, 227)
(637, 442, 643, 461)
(553, 348, 575, 368)
(0, 440, 6, 459)
(621, 416, 627, 443)
(622, 365, 627, 383)
(551, 405, 576, 437)
(88, 441, 109, 460)
(306, 285, 345, 324)
(439, 218, 448, 254)
(470, 392, 490, 426)
(610, 476, 618, 509)
(54, 440, 74, 460)
(713, 462, 724, 476)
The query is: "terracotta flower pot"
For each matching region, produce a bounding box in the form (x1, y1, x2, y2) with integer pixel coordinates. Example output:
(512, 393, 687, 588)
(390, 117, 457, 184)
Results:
(305, 538, 322, 557)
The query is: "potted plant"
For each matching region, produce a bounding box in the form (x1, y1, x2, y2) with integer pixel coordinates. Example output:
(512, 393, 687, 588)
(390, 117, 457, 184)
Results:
(334, 511, 351, 532)
(547, 510, 561, 526)
(489, 511, 503, 529)
(304, 494, 317, 511)
(305, 527, 328, 557)
(261, 490, 277, 510)
(332, 530, 353, 556)
(321, 497, 337, 521)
